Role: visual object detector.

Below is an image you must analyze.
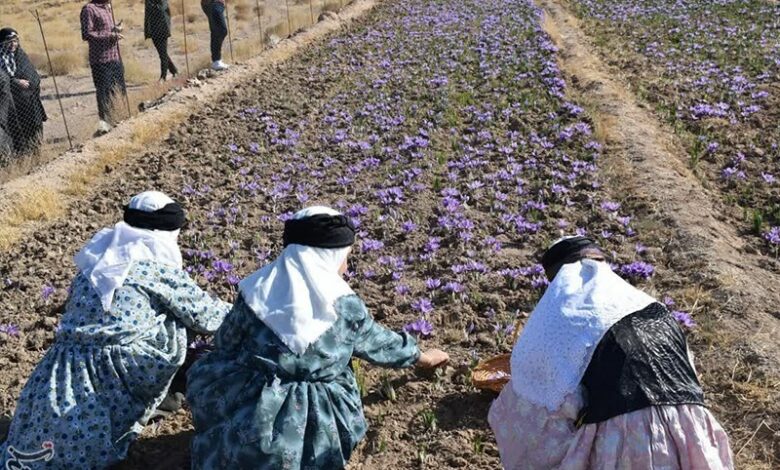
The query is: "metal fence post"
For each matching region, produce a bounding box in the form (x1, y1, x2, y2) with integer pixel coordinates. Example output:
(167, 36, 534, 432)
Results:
(255, 0, 265, 49)
(285, 0, 293, 36)
(224, 0, 235, 62)
(181, 0, 191, 78)
(34, 9, 72, 150)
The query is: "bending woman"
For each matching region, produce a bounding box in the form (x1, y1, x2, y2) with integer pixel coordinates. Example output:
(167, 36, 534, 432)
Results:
(188, 206, 449, 469)
(489, 236, 734, 469)
(0, 191, 230, 469)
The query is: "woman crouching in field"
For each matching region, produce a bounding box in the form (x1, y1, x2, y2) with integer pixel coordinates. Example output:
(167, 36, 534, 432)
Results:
(187, 206, 449, 469)
(0, 191, 231, 469)
(489, 236, 734, 469)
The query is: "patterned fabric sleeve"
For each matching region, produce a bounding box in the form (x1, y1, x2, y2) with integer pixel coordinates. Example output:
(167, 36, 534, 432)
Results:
(342, 296, 421, 368)
(140, 264, 232, 334)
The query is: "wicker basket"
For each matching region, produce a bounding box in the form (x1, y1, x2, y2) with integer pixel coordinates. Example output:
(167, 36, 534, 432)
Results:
(471, 353, 512, 392)
(471, 318, 523, 392)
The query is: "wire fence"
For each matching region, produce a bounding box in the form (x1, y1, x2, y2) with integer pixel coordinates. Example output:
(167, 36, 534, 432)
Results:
(0, 0, 347, 177)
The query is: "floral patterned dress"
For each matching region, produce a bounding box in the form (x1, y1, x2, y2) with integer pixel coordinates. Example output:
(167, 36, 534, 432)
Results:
(187, 294, 421, 470)
(0, 261, 230, 469)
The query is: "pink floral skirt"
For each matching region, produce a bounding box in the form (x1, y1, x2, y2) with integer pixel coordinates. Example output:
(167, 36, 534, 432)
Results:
(488, 385, 734, 469)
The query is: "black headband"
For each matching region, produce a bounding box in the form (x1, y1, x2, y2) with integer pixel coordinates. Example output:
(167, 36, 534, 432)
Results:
(541, 236, 600, 278)
(123, 202, 186, 231)
(283, 214, 355, 248)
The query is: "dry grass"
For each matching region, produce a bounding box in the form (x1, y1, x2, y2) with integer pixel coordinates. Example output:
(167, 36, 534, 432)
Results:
(48, 50, 86, 76)
(233, 39, 263, 61)
(123, 53, 156, 84)
(0, 188, 65, 249)
(65, 107, 186, 197)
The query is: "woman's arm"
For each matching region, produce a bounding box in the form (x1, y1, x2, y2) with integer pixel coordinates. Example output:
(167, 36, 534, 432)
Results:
(138, 264, 232, 334)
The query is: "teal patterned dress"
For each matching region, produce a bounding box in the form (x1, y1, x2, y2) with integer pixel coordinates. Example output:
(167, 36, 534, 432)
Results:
(0, 261, 230, 469)
(187, 294, 421, 470)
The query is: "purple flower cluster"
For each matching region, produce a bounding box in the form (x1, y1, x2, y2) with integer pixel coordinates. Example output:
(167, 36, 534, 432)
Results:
(0, 324, 20, 337)
(403, 319, 433, 338)
(618, 261, 655, 280)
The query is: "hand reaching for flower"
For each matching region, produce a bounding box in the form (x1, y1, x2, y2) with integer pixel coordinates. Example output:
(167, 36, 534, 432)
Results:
(416, 348, 449, 369)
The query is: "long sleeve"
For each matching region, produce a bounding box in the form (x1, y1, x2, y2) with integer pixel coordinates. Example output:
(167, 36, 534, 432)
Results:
(81, 6, 115, 44)
(14, 50, 41, 91)
(340, 296, 420, 368)
(137, 265, 232, 334)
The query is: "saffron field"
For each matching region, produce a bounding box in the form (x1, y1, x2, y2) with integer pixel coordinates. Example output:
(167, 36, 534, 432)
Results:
(0, 0, 778, 468)
(569, 0, 780, 255)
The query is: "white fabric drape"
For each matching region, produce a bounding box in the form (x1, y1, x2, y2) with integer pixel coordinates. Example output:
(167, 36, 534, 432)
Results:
(73, 191, 182, 311)
(239, 206, 354, 355)
(510, 259, 656, 411)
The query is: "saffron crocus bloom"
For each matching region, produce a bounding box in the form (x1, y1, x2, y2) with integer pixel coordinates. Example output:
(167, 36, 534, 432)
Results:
(403, 319, 433, 338)
(41, 285, 56, 300)
(764, 227, 780, 246)
(672, 311, 696, 328)
(0, 324, 20, 336)
(411, 297, 434, 314)
(619, 261, 655, 280)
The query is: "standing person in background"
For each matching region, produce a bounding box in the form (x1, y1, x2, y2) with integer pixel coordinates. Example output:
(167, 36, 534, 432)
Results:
(201, 0, 229, 71)
(0, 70, 16, 161)
(80, 0, 126, 135)
(145, 0, 178, 81)
(0, 28, 47, 156)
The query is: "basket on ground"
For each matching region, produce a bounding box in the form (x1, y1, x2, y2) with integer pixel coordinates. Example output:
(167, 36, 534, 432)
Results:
(471, 353, 512, 392)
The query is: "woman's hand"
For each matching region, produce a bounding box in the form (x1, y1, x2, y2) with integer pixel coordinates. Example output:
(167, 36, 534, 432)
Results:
(416, 348, 449, 369)
(15, 79, 30, 89)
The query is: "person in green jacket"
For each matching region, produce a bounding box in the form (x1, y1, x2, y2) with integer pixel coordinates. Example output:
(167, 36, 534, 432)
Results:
(187, 206, 449, 469)
(144, 0, 178, 80)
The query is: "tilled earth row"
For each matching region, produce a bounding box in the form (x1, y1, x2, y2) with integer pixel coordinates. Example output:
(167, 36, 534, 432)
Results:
(0, 0, 776, 468)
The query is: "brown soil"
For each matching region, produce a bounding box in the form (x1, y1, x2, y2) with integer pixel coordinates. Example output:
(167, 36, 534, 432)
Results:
(0, 0, 778, 468)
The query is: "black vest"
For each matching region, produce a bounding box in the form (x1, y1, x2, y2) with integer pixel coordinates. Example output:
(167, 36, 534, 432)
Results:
(578, 303, 704, 425)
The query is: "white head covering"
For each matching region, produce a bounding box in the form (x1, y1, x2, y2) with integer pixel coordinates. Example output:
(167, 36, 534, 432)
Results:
(239, 206, 355, 355)
(74, 191, 183, 312)
(510, 257, 656, 411)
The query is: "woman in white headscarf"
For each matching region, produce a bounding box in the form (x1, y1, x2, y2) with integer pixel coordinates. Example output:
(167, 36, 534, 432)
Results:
(0, 191, 231, 470)
(488, 237, 734, 469)
(187, 206, 449, 470)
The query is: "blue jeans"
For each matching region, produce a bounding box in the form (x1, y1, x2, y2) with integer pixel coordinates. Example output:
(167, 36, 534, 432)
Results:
(202, 2, 228, 62)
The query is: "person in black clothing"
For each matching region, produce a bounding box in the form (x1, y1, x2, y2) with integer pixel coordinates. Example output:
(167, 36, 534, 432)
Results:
(144, 0, 178, 81)
(0, 28, 46, 155)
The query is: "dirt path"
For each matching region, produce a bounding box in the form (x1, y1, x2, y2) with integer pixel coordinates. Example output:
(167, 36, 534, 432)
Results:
(536, 0, 780, 369)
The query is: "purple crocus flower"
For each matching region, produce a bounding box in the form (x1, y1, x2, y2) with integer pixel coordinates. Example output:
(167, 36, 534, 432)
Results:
(401, 221, 418, 233)
(425, 278, 442, 290)
(443, 281, 465, 294)
(764, 227, 780, 246)
(361, 239, 385, 253)
(600, 201, 620, 213)
(619, 261, 655, 280)
(411, 297, 434, 314)
(0, 324, 20, 336)
(672, 311, 696, 328)
(395, 284, 411, 296)
(403, 319, 433, 338)
(41, 285, 56, 301)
